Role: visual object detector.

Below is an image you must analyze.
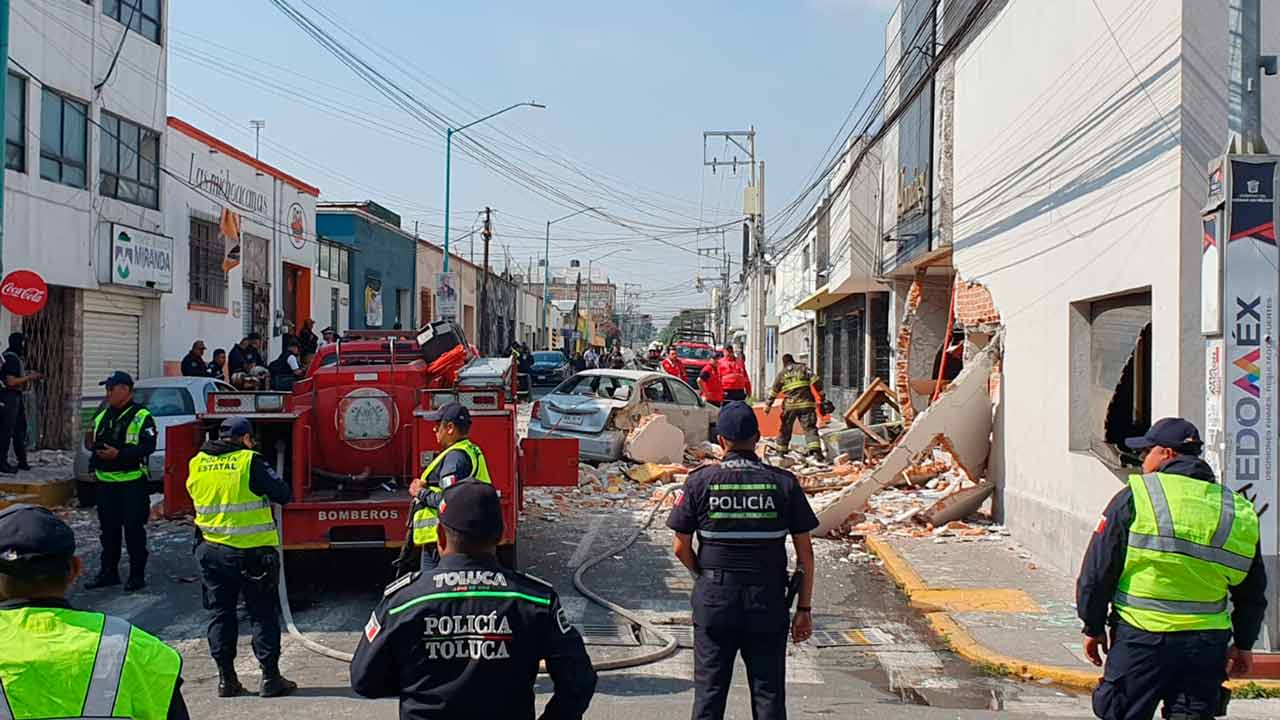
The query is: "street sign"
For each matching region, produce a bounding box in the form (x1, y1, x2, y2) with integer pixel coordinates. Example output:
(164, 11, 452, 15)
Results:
(0, 270, 47, 316)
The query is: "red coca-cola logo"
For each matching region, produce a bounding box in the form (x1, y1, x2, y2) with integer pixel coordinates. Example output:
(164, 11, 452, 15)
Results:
(1, 270, 48, 316)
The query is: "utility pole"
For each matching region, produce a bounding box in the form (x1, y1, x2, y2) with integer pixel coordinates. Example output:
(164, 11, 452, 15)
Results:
(479, 206, 492, 354)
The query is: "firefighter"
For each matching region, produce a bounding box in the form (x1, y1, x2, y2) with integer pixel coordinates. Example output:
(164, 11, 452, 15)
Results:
(0, 505, 189, 719)
(660, 347, 686, 379)
(716, 344, 751, 402)
(667, 402, 818, 720)
(351, 480, 597, 718)
(1077, 418, 1266, 720)
(764, 353, 825, 460)
(408, 402, 492, 571)
(85, 371, 157, 592)
(698, 354, 725, 407)
(187, 416, 297, 698)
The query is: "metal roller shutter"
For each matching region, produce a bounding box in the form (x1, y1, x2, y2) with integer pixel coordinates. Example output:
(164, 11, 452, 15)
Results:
(82, 291, 143, 397)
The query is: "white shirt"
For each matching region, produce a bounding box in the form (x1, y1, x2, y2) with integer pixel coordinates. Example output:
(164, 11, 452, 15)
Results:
(287, 355, 300, 371)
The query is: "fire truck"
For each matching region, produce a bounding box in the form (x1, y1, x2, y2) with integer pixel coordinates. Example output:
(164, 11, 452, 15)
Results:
(161, 326, 578, 568)
(670, 330, 718, 387)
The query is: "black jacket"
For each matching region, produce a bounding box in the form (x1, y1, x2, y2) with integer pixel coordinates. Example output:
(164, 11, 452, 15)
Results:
(1076, 455, 1268, 649)
(89, 402, 157, 475)
(196, 439, 293, 505)
(350, 554, 597, 720)
(180, 353, 206, 377)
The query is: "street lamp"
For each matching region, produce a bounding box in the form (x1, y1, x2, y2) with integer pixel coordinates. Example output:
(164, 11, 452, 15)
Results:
(543, 206, 601, 349)
(442, 101, 545, 273)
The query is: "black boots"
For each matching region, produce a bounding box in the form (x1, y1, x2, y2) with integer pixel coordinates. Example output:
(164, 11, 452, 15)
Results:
(217, 664, 247, 698)
(259, 660, 298, 698)
(84, 572, 120, 589)
(124, 571, 146, 592)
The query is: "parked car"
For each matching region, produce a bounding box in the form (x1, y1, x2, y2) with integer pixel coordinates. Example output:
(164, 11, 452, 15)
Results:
(75, 376, 236, 483)
(530, 351, 572, 385)
(527, 369, 717, 462)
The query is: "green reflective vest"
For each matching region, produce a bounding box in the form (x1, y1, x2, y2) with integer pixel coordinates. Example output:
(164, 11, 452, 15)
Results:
(412, 439, 492, 546)
(0, 606, 181, 720)
(91, 406, 153, 482)
(1115, 472, 1260, 632)
(187, 449, 278, 549)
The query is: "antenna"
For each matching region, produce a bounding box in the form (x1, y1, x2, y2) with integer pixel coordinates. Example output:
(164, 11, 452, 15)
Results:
(249, 120, 266, 159)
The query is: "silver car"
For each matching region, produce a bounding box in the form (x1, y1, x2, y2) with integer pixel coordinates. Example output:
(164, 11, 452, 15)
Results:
(527, 369, 718, 462)
(76, 376, 236, 482)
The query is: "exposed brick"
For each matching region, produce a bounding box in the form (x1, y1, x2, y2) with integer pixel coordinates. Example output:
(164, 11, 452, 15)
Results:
(954, 278, 1001, 327)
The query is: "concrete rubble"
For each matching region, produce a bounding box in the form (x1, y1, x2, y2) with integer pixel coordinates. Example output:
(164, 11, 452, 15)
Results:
(623, 414, 686, 464)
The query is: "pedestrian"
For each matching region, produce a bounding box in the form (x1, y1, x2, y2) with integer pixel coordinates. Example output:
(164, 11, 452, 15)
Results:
(698, 354, 724, 408)
(298, 318, 320, 357)
(208, 348, 228, 381)
(661, 347, 687, 379)
(407, 402, 492, 571)
(227, 333, 265, 375)
(85, 372, 157, 592)
(351, 480, 597, 718)
(1077, 417, 1265, 720)
(181, 340, 208, 377)
(187, 416, 297, 698)
(667, 401, 817, 720)
(715, 344, 751, 402)
(0, 505, 189, 719)
(571, 352, 587, 373)
(268, 338, 305, 391)
(319, 327, 337, 348)
(584, 346, 599, 369)
(0, 332, 40, 473)
(765, 353, 825, 460)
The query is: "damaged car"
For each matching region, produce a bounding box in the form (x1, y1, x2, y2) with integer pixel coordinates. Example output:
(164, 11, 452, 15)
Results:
(527, 369, 717, 462)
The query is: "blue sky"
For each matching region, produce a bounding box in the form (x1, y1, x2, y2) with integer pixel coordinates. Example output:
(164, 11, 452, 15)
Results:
(169, 0, 894, 320)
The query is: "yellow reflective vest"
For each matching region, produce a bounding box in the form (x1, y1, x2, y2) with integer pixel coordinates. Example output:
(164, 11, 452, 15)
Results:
(91, 406, 153, 482)
(412, 439, 492, 546)
(0, 605, 181, 720)
(187, 448, 278, 549)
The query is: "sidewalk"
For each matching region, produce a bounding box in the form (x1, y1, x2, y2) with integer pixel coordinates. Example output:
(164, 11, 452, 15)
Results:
(864, 531, 1280, 695)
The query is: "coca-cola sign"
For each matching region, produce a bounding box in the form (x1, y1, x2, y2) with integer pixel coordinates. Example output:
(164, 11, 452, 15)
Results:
(1, 270, 48, 316)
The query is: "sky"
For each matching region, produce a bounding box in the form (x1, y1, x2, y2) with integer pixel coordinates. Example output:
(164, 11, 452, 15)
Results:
(169, 0, 895, 321)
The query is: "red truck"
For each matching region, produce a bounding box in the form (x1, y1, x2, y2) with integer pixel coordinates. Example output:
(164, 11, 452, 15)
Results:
(670, 330, 718, 388)
(162, 329, 577, 568)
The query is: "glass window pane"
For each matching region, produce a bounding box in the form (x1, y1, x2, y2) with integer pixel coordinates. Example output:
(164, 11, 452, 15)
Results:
(139, 130, 158, 183)
(40, 156, 59, 182)
(329, 245, 340, 278)
(99, 173, 118, 197)
(339, 249, 348, 282)
(62, 99, 86, 164)
(100, 116, 118, 175)
(64, 164, 85, 188)
(139, 185, 157, 209)
(318, 244, 330, 278)
(104, 0, 119, 19)
(5, 75, 21, 144)
(118, 121, 138, 180)
(118, 178, 138, 202)
(6, 144, 21, 171)
(140, 17, 158, 43)
(40, 91, 59, 155)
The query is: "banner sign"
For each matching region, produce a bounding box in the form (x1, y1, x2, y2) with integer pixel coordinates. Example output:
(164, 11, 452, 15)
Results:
(0, 270, 47, 316)
(1201, 212, 1221, 335)
(1224, 158, 1278, 550)
(111, 224, 173, 292)
(435, 272, 459, 323)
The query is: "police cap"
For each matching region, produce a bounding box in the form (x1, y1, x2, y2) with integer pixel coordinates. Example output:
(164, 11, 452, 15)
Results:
(716, 401, 760, 442)
(219, 416, 253, 439)
(98, 371, 134, 388)
(0, 505, 76, 578)
(1124, 417, 1203, 455)
(439, 480, 503, 540)
(426, 401, 472, 429)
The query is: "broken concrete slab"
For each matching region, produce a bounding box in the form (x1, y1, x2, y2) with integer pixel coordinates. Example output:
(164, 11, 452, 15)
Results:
(624, 414, 686, 464)
(919, 480, 996, 527)
(814, 333, 1001, 536)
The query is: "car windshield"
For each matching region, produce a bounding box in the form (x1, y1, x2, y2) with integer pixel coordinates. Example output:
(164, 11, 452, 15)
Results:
(675, 345, 714, 361)
(133, 387, 195, 417)
(554, 374, 637, 400)
(533, 352, 563, 364)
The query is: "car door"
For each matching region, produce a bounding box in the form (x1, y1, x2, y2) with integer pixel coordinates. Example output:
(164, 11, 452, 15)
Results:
(666, 378, 713, 444)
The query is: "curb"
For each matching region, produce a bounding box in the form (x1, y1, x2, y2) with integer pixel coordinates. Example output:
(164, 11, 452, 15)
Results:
(863, 535, 1280, 692)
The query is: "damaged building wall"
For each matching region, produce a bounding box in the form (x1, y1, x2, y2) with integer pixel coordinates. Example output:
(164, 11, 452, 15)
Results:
(893, 270, 952, 425)
(946, 0, 1224, 574)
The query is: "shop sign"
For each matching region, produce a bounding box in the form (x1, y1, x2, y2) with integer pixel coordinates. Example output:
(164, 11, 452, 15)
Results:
(1, 270, 48, 316)
(111, 224, 174, 292)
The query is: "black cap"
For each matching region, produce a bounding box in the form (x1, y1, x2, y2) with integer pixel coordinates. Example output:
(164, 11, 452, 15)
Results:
(439, 480, 503, 539)
(98, 371, 134, 388)
(219, 416, 253, 439)
(426, 401, 472, 428)
(0, 505, 76, 577)
(1125, 417, 1203, 453)
(716, 401, 760, 442)
(246, 332, 262, 341)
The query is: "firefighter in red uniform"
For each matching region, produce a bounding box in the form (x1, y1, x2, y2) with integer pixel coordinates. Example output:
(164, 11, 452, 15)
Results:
(660, 348, 686, 379)
(699, 354, 725, 407)
(716, 345, 752, 403)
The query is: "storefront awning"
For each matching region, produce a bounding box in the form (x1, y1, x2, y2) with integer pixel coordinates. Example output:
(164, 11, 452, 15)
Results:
(796, 285, 852, 311)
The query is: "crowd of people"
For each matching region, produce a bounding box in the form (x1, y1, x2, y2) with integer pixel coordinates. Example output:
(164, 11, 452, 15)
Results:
(181, 319, 340, 391)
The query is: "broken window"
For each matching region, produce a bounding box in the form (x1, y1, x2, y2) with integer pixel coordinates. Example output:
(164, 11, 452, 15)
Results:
(1068, 290, 1153, 468)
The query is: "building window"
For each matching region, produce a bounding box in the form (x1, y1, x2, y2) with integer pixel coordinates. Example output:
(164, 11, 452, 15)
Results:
(5, 73, 24, 172)
(39, 89, 87, 188)
(99, 112, 159, 209)
(1069, 290, 1153, 468)
(828, 316, 843, 386)
(845, 308, 865, 392)
(189, 217, 227, 308)
(103, 0, 161, 44)
(317, 241, 350, 282)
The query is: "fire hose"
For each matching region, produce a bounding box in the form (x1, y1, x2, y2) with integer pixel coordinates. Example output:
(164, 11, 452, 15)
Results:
(270, 477, 682, 672)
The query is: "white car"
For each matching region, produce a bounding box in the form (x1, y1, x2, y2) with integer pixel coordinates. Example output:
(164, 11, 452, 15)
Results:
(527, 369, 717, 462)
(76, 376, 236, 483)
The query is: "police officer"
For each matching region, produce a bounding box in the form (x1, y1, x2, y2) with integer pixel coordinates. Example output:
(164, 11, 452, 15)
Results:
(187, 416, 297, 698)
(1077, 417, 1267, 720)
(408, 402, 491, 570)
(85, 371, 157, 592)
(351, 480, 597, 719)
(0, 504, 189, 719)
(667, 401, 818, 720)
(764, 353, 825, 460)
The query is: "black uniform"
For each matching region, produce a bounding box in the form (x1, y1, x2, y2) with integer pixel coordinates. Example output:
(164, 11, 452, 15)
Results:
(351, 554, 597, 720)
(90, 402, 158, 583)
(0, 345, 28, 469)
(667, 451, 819, 720)
(1077, 455, 1268, 720)
(180, 352, 207, 377)
(227, 343, 264, 375)
(193, 439, 293, 666)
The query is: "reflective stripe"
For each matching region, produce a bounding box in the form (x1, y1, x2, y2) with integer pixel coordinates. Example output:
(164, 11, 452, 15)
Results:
(412, 517, 438, 530)
(1114, 591, 1228, 615)
(781, 381, 810, 392)
(193, 498, 269, 515)
(1128, 532, 1254, 573)
(698, 529, 789, 540)
(1211, 488, 1237, 549)
(82, 615, 131, 717)
(195, 521, 276, 537)
(1139, 473, 1175, 536)
(0, 678, 12, 720)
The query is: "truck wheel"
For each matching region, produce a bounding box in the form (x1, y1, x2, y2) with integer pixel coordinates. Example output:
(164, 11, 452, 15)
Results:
(497, 540, 519, 571)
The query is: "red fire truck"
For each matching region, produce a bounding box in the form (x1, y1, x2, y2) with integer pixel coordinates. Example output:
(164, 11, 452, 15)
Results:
(161, 328, 578, 568)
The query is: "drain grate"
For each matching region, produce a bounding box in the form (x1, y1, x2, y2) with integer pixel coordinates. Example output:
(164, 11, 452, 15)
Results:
(576, 623, 640, 647)
(591, 623, 896, 649)
(812, 626, 896, 648)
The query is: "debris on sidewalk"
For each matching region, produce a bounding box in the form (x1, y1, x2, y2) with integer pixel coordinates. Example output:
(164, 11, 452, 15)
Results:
(624, 414, 685, 464)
